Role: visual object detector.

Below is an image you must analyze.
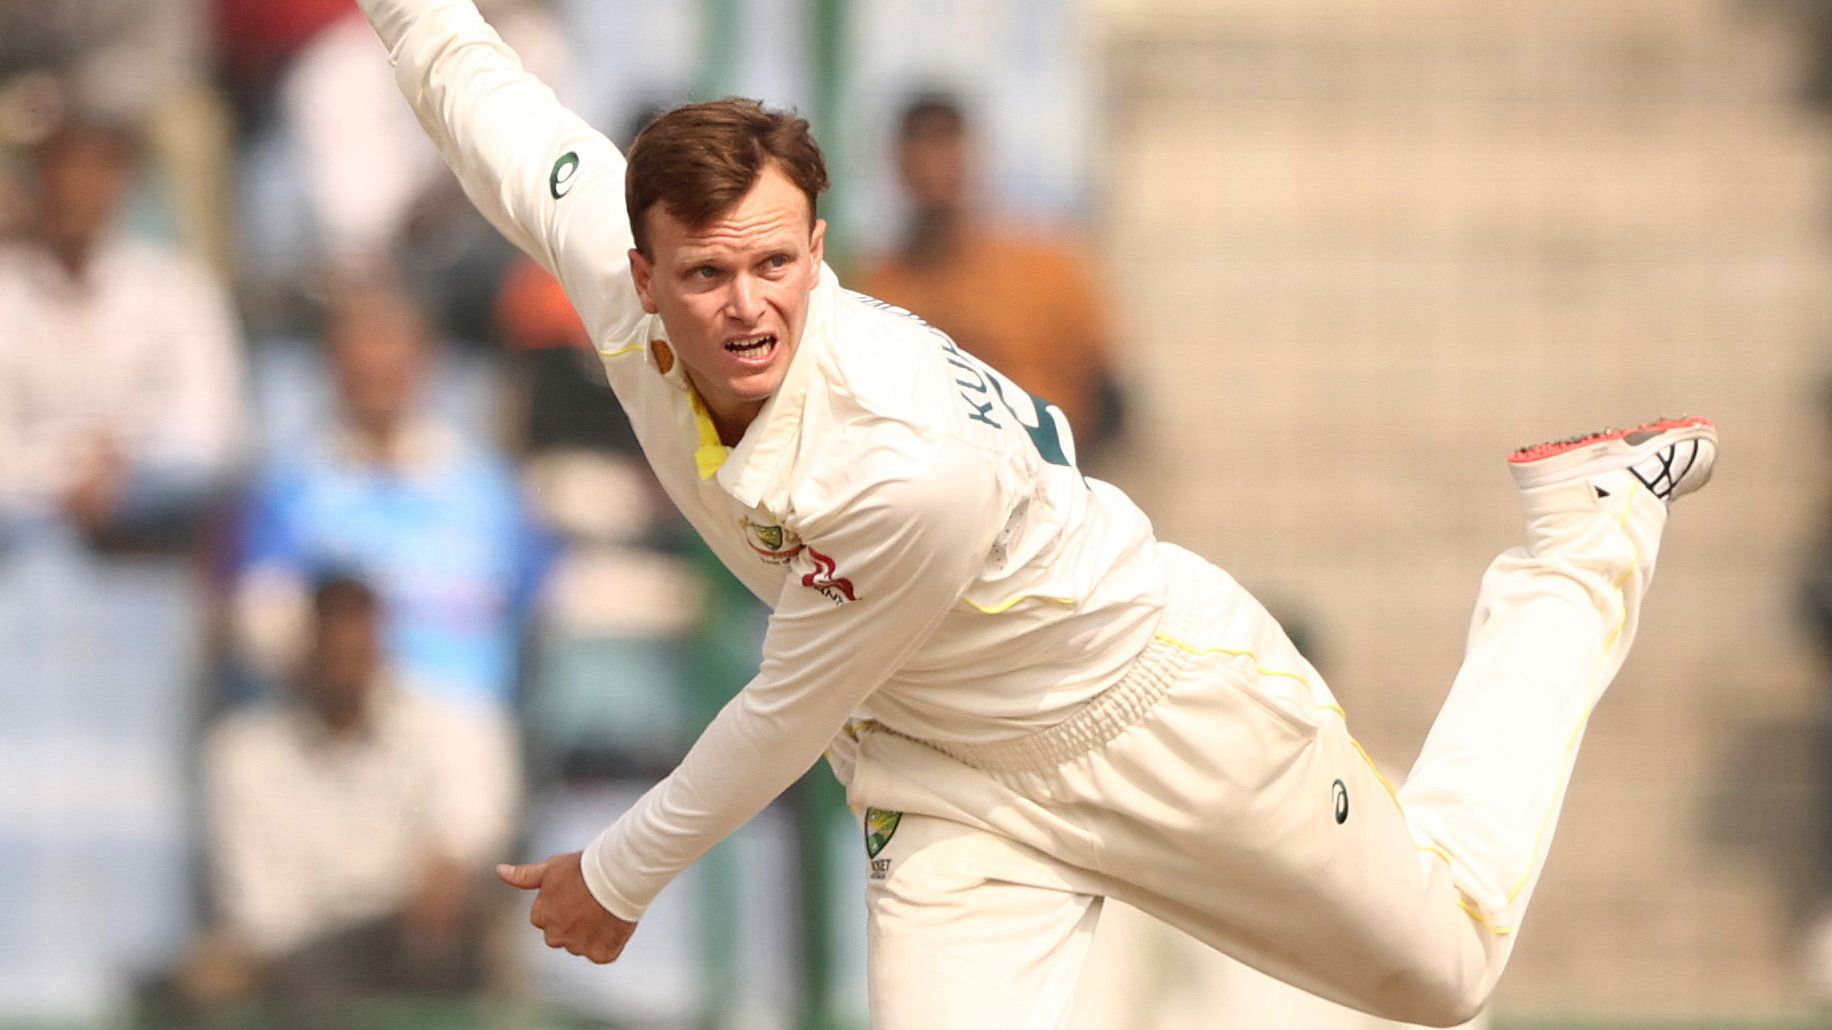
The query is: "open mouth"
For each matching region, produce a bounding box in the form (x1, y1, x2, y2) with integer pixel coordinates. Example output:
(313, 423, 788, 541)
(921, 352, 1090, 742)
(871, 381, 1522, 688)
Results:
(724, 334, 778, 363)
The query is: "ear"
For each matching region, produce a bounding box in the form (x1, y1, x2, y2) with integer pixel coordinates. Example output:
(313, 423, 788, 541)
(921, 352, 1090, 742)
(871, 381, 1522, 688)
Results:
(808, 218, 827, 270)
(628, 248, 660, 315)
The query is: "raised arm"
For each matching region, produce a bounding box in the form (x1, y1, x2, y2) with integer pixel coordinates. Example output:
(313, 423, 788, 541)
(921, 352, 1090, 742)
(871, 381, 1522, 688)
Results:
(356, 0, 643, 341)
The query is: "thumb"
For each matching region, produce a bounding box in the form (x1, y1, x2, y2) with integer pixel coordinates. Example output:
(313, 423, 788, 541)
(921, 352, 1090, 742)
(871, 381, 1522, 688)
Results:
(496, 859, 547, 890)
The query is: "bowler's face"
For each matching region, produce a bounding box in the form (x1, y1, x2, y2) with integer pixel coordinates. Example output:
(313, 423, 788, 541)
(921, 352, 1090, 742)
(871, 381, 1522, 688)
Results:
(631, 164, 826, 442)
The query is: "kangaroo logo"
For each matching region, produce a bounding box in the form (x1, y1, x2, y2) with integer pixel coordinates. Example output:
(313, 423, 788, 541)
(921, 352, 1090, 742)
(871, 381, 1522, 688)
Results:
(801, 546, 857, 604)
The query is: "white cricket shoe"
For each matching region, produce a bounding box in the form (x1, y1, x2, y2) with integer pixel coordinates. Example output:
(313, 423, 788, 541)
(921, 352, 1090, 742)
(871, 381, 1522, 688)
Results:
(1507, 415, 1717, 505)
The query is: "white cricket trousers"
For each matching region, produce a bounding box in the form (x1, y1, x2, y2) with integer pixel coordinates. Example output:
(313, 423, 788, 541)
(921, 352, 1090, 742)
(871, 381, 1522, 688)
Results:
(840, 473, 1668, 1029)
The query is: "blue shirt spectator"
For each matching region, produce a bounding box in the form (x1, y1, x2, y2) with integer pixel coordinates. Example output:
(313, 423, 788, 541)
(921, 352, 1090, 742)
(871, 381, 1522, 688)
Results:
(234, 285, 550, 712)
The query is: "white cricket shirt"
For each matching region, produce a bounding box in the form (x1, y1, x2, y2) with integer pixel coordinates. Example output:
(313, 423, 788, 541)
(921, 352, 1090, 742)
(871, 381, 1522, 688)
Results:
(361, 0, 1170, 920)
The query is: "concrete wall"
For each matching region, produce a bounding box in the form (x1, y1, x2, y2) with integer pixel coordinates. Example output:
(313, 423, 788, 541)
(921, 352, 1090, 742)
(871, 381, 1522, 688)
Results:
(1090, 0, 1832, 1018)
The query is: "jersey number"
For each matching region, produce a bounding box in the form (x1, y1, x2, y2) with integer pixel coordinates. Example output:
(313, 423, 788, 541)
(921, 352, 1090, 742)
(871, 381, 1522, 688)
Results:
(987, 373, 1072, 467)
(942, 339, 1074, 468)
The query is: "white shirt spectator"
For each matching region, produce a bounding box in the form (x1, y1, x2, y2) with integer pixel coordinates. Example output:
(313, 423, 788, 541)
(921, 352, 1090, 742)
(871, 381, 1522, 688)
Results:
(202, 684, 520, 955)
(0, 234, 245, 522)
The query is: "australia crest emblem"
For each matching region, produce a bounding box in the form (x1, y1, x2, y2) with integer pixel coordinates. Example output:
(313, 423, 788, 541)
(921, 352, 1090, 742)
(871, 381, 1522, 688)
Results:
(864, 807, 902, 879)
(741, 516, 803, 566)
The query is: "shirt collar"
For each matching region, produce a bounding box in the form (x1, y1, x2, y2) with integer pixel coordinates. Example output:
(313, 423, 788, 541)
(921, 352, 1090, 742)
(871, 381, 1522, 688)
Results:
(712, 263, 837, 509)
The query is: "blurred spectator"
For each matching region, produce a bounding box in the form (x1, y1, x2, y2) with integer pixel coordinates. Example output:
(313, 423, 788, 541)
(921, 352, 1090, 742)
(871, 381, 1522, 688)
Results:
(214, 0, 357, 122)
(0, 108, 245, 1022)
(172, 573, 518, 1023)
(232, 0, 573, 336)
(854, 92, 1126, 465)
(232, 284, 551, 714)
(0, 3, 198, 129)
(0, 118, 246, 546)
(0, 1, 233, 269)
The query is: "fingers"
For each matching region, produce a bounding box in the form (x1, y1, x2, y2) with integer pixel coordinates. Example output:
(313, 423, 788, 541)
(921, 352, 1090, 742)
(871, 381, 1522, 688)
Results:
(541, 929, 622, 964)
(496, 860, 545, 889)
(507, 850, 632, 965)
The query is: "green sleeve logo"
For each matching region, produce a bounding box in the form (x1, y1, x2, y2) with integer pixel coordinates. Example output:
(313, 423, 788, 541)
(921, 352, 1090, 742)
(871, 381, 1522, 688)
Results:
(550, 151, 580, 199)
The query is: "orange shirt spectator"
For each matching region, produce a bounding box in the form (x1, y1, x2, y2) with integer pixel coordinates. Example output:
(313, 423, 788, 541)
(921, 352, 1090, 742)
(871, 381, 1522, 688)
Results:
(855, 93, 1124, 461)
(857, 224, 1115, 448)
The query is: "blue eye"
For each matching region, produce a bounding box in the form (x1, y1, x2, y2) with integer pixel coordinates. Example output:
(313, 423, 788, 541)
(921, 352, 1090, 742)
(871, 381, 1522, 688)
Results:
(693, 265, 719, 279)
(767, 254, 790, 269)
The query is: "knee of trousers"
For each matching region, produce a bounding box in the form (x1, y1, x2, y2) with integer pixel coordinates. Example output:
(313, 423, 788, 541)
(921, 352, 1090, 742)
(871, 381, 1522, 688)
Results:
(1368, 964, 1493, 1029)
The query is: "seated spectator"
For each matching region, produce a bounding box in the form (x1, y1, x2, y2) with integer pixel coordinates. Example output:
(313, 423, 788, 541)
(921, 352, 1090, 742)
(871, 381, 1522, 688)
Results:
(854, 92, 1126, 465)
(233, 283, 552, 714)
(0, 107, 245, 1023)
(177, 573, 519, 1023)
(0, 116, 246, 546)
(0, 2, 232, 269)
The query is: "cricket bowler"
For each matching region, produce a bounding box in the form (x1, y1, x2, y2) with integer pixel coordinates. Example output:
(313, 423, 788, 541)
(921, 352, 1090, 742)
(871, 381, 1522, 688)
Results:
(356, 1, 1718, 1025)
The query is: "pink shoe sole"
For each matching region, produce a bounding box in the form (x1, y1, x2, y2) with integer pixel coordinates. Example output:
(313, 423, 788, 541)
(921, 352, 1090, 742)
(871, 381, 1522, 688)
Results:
(1508, 416, 1716, 502)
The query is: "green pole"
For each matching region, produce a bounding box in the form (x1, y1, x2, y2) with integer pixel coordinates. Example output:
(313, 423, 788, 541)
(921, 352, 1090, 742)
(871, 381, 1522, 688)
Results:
(690, 5, 746, 1023)
(689, 2, 857, 1025)
(799, 6, 857, 1026)
(697, 0, 740, 98)
(809, 0, 852, 265)
(688, 543, 750, 1026)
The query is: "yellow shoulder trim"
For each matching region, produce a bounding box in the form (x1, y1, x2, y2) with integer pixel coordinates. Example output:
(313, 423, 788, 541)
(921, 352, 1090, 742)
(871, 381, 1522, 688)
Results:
(686, 390, 729, 480)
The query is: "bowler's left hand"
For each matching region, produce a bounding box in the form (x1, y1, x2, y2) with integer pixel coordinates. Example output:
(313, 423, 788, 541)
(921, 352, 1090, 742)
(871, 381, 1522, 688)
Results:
(497, 851, 636, 964)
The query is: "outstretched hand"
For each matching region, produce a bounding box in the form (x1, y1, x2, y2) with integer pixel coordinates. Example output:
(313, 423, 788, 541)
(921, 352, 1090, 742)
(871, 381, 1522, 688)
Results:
(497, 851, 636, 964)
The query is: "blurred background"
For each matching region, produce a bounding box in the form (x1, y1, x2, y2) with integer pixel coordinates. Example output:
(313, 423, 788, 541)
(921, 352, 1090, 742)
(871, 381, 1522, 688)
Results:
(0, 0, 1828, 1027)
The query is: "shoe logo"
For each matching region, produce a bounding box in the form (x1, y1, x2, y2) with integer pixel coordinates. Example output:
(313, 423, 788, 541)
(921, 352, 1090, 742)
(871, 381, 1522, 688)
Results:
(801, 546, 857, 604)
(1333, 779, 1350, 824)
(1629, 440, 1701, 503)
(741, 516, 803, 566)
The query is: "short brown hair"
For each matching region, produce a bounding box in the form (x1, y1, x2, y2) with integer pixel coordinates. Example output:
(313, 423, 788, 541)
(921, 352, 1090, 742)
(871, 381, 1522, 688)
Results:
(625, 98, 829, 256)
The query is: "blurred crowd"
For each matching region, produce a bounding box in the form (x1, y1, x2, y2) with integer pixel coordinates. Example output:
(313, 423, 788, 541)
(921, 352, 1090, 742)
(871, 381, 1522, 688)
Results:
(0, 1, 1128, 1027)
(1, 2, 742, 1026)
